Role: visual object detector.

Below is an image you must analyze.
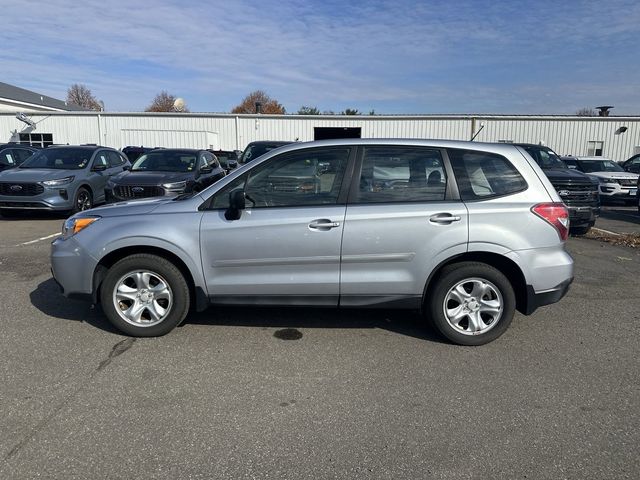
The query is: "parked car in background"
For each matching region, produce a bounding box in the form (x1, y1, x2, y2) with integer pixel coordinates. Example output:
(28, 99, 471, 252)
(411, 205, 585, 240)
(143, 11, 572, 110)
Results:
(620, 154, 640, 174)
(51, 139, 573, 346)
(515, 144, 599, 235)
(208, 149, 241, 173)
(0, 143, 37, 172)
(122, 146, 155, 163)
(0, 145, 130, 216)
(105, 148, 225, 202)
(562, 156, 638, 204)
(239, 141, 292, 164)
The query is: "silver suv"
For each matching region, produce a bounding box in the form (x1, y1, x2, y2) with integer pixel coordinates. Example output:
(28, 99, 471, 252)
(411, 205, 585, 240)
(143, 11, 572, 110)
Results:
(51, 140, 574, 345)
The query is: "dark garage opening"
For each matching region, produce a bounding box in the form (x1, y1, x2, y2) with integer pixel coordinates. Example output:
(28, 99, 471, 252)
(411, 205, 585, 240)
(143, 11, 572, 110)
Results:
(314, 127, 362, 141)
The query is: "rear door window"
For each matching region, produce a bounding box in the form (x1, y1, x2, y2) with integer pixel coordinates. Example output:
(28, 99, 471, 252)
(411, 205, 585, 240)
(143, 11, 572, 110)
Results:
(355, 146, 447, 203)
(448, 149, 527, 200)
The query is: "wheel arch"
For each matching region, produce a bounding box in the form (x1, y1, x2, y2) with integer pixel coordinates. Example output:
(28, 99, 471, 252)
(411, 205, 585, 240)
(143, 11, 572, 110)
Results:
(76, 183, 93, 198)
(422, 251, 529, 315)
(93, 245, 208, 312)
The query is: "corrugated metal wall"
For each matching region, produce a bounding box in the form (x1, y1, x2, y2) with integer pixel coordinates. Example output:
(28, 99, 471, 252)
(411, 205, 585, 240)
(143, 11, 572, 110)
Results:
(1, 112, 638, 161)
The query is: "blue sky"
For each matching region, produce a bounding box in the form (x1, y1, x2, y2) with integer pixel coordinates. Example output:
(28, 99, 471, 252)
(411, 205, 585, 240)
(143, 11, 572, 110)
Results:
(2, 0, 639, 114)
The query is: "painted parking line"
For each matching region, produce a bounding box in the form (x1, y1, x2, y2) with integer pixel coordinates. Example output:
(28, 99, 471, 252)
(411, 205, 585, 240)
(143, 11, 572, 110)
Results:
(15, 233, 60, 246)
(592, 227, 621, 237)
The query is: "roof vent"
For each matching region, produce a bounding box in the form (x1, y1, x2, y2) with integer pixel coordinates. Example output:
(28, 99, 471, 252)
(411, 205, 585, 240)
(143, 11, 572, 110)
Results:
(596, 106, 613, 117)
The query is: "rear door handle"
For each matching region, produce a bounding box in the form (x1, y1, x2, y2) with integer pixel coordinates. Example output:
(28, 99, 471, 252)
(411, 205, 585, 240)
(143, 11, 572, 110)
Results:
(429, 213, 461, 224)
(308, 219, 341, 230)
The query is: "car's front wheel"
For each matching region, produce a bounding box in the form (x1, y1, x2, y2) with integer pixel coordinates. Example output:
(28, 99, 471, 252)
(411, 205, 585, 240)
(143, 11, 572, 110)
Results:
(100, 254, 191, 336)
(72, 187, 93, 213)
(428, 262, 516, 346)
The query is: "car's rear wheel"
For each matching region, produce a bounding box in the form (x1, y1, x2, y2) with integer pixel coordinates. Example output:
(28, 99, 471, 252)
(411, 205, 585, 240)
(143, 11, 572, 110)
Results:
(72, 187, 93, 213)
(570, 224, 592, 236)
(100, 254, 190, 336)
(428, 262, 515, 346)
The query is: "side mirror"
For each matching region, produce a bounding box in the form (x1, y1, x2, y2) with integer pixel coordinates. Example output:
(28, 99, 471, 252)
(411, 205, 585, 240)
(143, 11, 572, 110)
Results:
(200, 166, 213, 174)
(123, 164, 131, 171)
(228, 160, 238, 170)
(92, 164, 107, 172)
(225, 189, 246, 220)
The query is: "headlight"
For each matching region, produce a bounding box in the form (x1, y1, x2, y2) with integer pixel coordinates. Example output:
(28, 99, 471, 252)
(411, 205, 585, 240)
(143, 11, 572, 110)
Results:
(61, 216, 100, 239)
(43, 176, 75, 187)
(598, 177, 617, 184)
(161, 181, 187, 191)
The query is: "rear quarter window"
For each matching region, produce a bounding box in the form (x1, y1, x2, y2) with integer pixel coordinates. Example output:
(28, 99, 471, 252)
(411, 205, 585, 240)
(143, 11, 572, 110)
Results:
(448, 148, 527, 200)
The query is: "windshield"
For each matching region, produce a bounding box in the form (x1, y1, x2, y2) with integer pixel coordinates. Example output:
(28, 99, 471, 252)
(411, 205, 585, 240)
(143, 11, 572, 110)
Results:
(19, 148, 91, 170)
(577, 159, 624, 173)
(132, 151, 197, 172)
(241, 144, 287, 163)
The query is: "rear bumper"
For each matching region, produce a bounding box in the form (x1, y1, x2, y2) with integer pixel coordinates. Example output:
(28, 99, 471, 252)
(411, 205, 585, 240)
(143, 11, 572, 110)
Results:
(567, 205, 599, 227)
(524, 277, 573, 315)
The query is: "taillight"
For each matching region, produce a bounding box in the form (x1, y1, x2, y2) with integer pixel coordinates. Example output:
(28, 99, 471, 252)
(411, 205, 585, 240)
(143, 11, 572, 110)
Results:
(531, 203, 569, 241)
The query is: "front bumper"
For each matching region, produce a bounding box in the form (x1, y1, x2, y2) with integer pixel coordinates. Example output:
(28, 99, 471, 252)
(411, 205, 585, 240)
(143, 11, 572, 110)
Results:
(598, 184, 637, 199)
(0, 188, 74, 210)
(50, 236, 97, 298)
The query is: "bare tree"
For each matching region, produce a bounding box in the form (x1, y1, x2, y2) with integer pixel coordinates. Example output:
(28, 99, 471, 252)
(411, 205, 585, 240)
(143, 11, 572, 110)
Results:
(145, 91, 189, 112)
(231, 90, 285, 114)
(575, 107, 596, 116)
(296, 105, 321, 115)
(66, 84, 102, 111)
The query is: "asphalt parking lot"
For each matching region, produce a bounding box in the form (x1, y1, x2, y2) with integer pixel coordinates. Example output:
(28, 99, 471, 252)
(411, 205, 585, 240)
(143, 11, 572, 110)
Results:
(0, 209, 639, 479)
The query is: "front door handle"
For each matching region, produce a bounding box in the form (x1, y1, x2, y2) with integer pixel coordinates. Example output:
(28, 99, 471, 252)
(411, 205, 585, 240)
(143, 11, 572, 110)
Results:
(308, 219, 341, 230)
(429, 213, 461, 224)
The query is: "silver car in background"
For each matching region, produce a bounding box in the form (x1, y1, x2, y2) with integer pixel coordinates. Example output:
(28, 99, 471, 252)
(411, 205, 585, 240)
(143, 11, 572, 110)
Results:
(0, 145, 130, 215)
(51, 139, 573, 345)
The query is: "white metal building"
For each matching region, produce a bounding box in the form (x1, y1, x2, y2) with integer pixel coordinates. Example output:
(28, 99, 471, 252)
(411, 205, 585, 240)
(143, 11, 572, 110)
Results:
(1, 111, 639, 161)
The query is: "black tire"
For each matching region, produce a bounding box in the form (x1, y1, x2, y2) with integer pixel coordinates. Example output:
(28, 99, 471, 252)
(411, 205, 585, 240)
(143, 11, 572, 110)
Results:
(570, 225, 591, 236)
(72, 187, 93, 213)
(100, 254, 191, 337)
(428, 262, 516, 346)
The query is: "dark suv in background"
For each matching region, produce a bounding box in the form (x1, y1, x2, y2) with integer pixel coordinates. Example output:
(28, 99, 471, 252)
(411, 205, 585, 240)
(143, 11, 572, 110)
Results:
(516, 144, 599, 235)
(122, 146, 155, 163)
(105, 148, 226, 202)
(240, 141, 292, 164)
(0, 144, 37, 172)
(208, 149, 241, 173)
